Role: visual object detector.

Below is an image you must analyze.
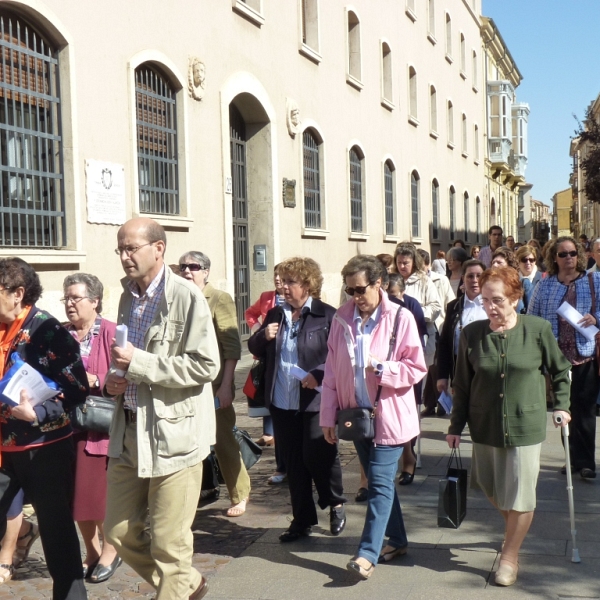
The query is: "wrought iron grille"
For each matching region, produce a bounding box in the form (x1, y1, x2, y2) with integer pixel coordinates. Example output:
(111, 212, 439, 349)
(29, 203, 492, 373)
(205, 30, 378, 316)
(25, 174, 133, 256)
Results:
(411, 171, 419, 237)
(384, 161, 394, 236)
(349, 147, 362, 232)
(230, 104, 250, 339)
(136, 65, 178, 215)
(0, 13, 65, 247)
(303, 130, 321, 229)
(431, 180, 439, 239)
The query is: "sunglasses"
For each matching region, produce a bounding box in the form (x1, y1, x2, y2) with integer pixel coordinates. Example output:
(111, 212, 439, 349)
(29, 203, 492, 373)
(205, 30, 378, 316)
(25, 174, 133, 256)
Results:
(557, 251, 578, 259)
(520, 257, 536, 263)
(179, 263, 206, 272)
(345, 284, 372, 296)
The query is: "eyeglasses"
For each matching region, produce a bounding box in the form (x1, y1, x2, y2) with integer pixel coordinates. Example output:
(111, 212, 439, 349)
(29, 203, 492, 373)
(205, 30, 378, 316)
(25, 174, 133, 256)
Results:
(60, 296, 89, 305)
(557, 251, 578, 259)
(345, 284, 372, 296)
(114, 242, 155, 257)
(520, 257, 536, 263)
(179, 263, 206, 272)
(482, 297, 507, 307)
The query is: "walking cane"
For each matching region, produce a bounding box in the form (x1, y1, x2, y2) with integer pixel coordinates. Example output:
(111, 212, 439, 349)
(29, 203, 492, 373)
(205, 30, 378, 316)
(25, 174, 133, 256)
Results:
(416, 407, 422, 469)
(555, 414, 581, 563)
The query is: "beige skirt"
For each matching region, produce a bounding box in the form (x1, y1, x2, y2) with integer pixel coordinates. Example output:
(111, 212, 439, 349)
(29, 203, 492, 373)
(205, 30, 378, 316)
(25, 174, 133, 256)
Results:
(470, 442, 542, 512)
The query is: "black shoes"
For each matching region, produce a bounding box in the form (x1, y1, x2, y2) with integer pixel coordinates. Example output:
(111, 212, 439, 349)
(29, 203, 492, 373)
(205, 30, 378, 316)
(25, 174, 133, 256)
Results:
(279, 526, 312, 542)
(89, 556, 122, 583)
(580, 468, 596, 479)
(420, 406, 436, 417)
(398, 469, 415, 486)
(330, 505, 346, 536)
(199, 487, 220, 501)
(355, 487, 368, 502)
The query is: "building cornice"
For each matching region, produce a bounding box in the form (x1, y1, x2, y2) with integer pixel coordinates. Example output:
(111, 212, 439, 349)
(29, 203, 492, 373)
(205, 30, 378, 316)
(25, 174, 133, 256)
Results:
(481, 16, 522, 88)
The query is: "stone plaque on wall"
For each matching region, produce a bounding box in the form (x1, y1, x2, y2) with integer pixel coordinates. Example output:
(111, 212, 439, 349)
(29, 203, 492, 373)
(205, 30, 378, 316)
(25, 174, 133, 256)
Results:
(86, 160, 126, 225)
(283, 178, 296, 208)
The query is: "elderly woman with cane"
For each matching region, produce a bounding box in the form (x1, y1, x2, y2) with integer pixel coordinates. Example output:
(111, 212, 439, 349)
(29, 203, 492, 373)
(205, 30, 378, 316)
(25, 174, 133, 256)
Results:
(321, 255, 426, 580)
(447, 267, 571, 586)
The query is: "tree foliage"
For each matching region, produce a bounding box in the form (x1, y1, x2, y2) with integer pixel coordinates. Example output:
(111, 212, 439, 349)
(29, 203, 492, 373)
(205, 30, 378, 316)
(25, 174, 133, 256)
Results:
(575, 106, 600, 204)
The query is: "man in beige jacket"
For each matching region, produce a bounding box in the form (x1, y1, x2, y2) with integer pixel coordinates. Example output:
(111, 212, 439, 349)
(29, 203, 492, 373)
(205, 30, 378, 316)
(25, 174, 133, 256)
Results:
(104, 217, 219, 600)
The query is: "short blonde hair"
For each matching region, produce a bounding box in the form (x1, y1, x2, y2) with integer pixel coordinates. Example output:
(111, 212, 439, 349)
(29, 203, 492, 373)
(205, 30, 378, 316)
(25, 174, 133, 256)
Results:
(278, 257, 323, 298)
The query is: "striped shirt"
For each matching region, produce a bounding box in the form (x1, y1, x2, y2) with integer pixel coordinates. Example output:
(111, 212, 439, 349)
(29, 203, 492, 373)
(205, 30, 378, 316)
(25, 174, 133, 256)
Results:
(124, 266, 166, 411)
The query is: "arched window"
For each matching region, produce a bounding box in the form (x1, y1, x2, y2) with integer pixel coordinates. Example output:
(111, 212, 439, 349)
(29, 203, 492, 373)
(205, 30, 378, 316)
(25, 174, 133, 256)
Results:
(490, 197, 496, 226)
(430, 86, 437, 133)
(384, 160, 395, 235)
(428, 0, 435, 36)
(431, 179, 440, 240)
(381, 42, 393, 103)
(447, 101, 454, 146)
(474, 123, 479, 161)
(408, 67, 417, 119)
(445, 13, 452, 58)
(460, 33, 466, 74)
(476, 196, 481, 242)
(347, 10, 361, 83)
(0, 11, 65, 247)
(135, 63, 179, 214)
(463, 191, 469, 241)
(472, 50, 478, 88)
(449, 186, 456, 240)
(411, 170, 420, 238)
(349, 146, 364, 232)
(462, 113, 468, 156)
(303, 129, 322, 229)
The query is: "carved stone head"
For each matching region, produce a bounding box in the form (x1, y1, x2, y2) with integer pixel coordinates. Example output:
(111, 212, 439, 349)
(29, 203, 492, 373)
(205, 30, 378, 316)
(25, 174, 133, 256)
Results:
(286, 98, 300, 137)
(188, 57, 206, 101)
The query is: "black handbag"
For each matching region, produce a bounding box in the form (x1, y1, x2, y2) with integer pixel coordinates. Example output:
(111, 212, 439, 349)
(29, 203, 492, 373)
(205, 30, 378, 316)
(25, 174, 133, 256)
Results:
(437, 446, 468, 529)
(337, 308, 402, 442)
(233, 426, 262, 470)
(70, 396, 116, 434)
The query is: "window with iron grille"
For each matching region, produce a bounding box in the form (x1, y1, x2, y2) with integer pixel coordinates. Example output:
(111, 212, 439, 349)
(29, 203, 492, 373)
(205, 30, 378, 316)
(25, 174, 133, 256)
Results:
(449, 186, 456, 240)
(464, 191, 469, 241)
(135, 64, 179, 215)
(303, 129, 321, 229)
(384, 160, 394, 235)
(431, 179, 439, 239)
(349, 147, 363, 232)
(0, 12, 65, 248)
(411, 170, 420, 238)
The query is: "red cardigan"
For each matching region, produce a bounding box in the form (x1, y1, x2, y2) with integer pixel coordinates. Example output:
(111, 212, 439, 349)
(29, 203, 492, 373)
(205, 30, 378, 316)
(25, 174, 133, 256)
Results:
(245, 291, 278, 329)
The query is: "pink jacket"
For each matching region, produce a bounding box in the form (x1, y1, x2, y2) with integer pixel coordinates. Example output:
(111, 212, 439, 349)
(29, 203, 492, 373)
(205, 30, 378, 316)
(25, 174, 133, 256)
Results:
(320, 292, 427, 445)
(245, 291, 277, 329)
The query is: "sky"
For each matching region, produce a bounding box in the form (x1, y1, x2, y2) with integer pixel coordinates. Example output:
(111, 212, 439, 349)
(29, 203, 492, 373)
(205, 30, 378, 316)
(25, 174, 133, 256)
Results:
(482, 0, 600, 208)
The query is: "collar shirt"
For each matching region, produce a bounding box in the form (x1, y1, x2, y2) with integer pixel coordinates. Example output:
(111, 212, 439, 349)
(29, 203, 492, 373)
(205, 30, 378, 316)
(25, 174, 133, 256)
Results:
(478, 246, 494, 268)
(353, 303, 382, 408)
(272, 296, 313, 411)
(454, 294, 487, 354)
(124, 266, 166, 411)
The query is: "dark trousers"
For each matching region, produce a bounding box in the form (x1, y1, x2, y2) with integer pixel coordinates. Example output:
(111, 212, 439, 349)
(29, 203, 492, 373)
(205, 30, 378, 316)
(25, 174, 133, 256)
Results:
(422, 363, 438, 410)
(0, 437, 86, 600)
(570, 361, 599, 471)
(270, 405, 346, 529)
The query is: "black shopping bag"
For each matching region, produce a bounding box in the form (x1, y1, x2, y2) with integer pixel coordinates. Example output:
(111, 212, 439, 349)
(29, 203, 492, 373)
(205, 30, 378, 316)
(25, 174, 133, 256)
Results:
(437, 447, 468, 529)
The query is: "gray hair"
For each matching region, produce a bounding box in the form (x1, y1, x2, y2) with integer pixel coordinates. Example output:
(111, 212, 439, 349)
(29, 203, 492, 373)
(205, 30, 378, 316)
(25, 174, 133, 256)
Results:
(341, 255, 385, 285)
(180, 251, 211, 270)
(63, 272, 104, 313)
(447, 247, 470, 264)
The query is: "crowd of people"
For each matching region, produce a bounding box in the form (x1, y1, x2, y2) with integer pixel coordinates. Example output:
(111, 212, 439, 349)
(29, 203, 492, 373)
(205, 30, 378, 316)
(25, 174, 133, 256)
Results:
(0, 219, 595, 598)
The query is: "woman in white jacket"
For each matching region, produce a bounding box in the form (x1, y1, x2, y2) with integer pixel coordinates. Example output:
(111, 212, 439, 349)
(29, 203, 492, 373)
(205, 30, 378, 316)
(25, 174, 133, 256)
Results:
(393, 243, 442, 479)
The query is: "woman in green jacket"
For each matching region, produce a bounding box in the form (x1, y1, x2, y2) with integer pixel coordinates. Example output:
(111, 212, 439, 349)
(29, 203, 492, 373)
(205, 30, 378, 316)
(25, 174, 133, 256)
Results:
(447, 267, 571, 588)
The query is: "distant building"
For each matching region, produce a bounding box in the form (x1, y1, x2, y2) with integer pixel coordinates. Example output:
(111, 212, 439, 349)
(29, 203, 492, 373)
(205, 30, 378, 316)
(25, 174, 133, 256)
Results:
(551, 188, 572, 238)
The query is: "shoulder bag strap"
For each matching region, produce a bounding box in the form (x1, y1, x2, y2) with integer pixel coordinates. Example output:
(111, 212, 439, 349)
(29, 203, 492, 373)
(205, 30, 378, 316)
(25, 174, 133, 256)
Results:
(373, 307, 403, 411)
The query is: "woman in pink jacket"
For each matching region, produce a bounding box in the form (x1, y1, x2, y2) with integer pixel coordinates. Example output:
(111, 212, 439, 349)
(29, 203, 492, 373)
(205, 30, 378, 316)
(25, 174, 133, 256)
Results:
(321, 255, 427, 581)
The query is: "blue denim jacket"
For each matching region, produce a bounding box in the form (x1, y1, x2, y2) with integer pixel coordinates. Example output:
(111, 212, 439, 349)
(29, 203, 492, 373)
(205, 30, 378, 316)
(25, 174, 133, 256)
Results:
(527, 272, 600, 358)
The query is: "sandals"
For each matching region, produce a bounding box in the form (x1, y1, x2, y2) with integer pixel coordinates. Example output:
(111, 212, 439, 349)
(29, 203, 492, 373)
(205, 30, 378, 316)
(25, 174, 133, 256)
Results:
(226, 498, 248, 517)
(13, 521, 40, 567)
(0, 563, 14, 584)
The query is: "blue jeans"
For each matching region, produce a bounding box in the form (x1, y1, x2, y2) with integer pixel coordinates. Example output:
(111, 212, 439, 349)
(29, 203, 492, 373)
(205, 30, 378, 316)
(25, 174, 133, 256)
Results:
(354, 440, 408, 565)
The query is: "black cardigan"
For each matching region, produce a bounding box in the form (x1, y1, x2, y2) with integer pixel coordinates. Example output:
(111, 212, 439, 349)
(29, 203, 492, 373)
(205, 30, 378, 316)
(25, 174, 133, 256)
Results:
(437, 296, 464, 381)
(247, 298, 335, 412)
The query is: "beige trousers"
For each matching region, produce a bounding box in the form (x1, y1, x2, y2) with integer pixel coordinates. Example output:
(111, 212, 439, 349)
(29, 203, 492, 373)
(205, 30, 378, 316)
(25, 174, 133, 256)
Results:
(214, 404, 251, 503)
(105, 423, 203, 600)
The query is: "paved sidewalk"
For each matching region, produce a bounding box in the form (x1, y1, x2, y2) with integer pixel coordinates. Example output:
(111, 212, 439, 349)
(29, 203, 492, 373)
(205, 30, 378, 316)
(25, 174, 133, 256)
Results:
(2, 354, 599, 599)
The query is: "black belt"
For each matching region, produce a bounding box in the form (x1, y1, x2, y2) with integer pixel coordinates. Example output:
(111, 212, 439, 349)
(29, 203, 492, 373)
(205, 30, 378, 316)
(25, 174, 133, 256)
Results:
(124, 408, 137, 425)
